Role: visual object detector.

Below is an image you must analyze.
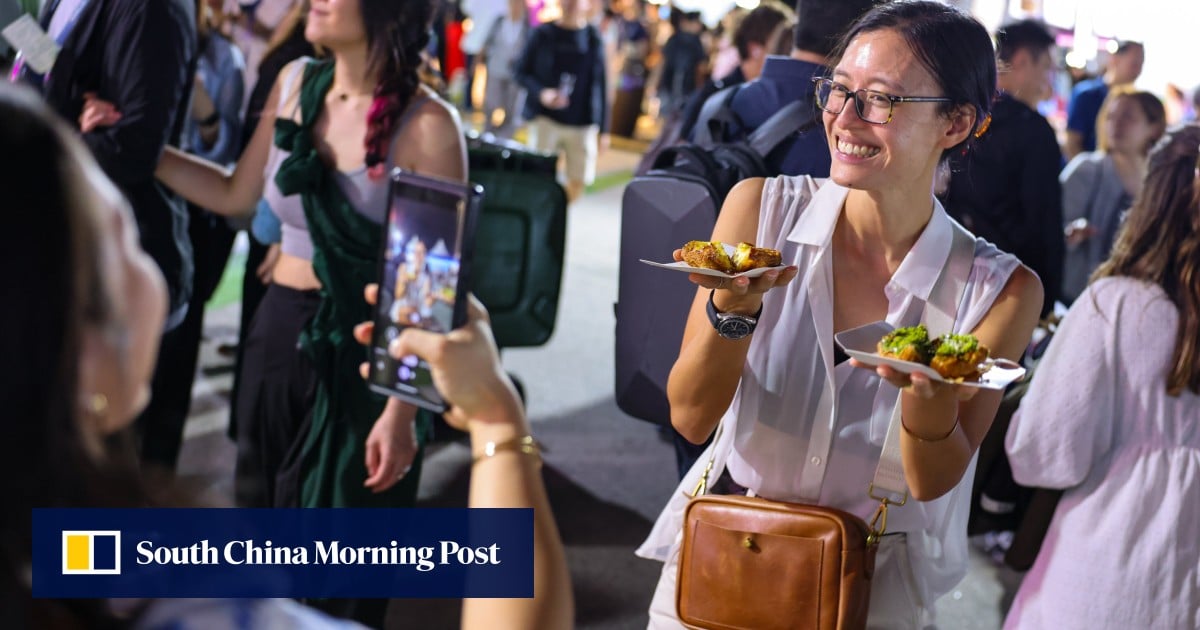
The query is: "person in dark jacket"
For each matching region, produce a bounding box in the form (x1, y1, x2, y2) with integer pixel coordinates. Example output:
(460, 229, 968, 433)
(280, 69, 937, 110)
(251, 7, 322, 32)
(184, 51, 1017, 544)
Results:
(17, 0, 196, 327)
(939, 19, 1064, 315)
(514, 0, 607, 203)
(674, 1, 793, 143)
(13, 0, 197, 471)
(685, 0, 874, 176)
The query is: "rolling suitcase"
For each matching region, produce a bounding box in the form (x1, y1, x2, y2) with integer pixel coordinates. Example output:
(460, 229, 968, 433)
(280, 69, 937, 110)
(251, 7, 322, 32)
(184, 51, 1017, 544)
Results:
(614, 102, 815, 425)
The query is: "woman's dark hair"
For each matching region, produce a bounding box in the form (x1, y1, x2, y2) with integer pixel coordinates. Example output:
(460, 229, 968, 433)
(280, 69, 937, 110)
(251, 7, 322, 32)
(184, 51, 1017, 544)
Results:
(0, 83, 161, 628)
(793, 0, 876, 57)
(733, 1, 792, 60)
(363, 0, 437, 178)
(833, 0, 997, 159)
(1092, 124, 1200, 396)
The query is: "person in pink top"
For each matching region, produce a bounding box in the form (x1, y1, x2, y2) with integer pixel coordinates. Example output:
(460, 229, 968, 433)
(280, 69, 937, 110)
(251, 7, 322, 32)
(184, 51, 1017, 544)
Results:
(1005, 124, 1200, 629)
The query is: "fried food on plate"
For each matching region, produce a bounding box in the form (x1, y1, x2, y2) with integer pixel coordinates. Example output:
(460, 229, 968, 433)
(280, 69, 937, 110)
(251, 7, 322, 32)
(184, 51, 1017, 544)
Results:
(682, 240, 735, 273)
(929, 333, 990, 380)
(732, 242, 782, 272)
(681, 240, 781, 274)
(877, 324, 933, 364)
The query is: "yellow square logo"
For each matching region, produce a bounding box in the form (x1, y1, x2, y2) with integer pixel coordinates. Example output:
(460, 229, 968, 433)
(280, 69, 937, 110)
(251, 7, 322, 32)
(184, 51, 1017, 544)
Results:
(61, 531, 121, 575)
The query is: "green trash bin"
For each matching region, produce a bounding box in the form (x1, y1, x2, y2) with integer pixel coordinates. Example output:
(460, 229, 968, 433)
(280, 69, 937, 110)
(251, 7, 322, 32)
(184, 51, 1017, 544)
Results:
(467, 132, 568, 348)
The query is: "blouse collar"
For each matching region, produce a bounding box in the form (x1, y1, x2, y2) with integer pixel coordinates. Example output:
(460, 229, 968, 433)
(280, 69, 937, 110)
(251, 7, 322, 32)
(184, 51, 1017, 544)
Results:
(785, 179, 955, 303)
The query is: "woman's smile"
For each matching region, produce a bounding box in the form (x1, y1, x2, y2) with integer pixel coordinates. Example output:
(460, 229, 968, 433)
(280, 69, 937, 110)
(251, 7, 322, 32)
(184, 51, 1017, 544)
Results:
(835, 136, 882, 159)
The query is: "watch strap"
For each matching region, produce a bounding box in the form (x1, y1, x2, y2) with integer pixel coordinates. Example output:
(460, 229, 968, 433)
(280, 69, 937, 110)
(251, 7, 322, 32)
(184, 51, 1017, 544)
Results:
(707, 290, 763, 336)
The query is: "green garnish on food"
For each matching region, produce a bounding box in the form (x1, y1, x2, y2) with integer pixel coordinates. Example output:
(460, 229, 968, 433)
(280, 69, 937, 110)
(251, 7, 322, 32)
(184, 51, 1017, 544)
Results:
(880, 325, 932, 356)
(934, 333, 979, 356)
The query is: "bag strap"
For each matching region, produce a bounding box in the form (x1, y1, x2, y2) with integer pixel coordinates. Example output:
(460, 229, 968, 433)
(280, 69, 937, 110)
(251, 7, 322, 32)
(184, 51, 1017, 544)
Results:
(691, 85, 742, 147)
(745, 99, 818, 159)
(866, 220, 975, 538)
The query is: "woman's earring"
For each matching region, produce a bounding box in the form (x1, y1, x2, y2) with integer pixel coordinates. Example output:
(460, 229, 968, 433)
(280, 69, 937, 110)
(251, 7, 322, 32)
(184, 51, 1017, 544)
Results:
(87, 393, 109, 417)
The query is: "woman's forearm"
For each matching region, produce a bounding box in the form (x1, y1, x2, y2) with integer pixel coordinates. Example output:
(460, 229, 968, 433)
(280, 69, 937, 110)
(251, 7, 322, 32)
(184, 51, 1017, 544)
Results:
(156, 146, 254, 217)
(463, 408, 573, 630)
(898, 389, 973, 501)
(666, 292, 762, 444)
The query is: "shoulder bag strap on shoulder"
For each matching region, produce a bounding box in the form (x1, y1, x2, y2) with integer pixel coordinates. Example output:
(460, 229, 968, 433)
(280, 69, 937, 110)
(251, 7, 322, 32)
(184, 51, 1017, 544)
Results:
(870, 221, 975, 503)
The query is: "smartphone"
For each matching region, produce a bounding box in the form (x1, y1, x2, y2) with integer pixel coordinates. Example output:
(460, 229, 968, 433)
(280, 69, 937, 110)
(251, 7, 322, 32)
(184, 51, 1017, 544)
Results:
(367, 169, 484, 412)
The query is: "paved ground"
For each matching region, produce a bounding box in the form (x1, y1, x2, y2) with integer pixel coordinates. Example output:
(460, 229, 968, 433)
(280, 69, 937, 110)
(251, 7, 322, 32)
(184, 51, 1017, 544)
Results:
(177, 146, 1026, 629)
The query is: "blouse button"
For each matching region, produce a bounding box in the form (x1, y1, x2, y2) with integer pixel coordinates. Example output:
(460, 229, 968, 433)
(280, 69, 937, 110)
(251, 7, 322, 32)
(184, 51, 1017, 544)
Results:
(810, 456, 821, 466)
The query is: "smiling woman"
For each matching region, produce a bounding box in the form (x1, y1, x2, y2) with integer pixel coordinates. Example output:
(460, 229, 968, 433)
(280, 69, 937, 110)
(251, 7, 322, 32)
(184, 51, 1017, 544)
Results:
(640, 2, 1044, 628)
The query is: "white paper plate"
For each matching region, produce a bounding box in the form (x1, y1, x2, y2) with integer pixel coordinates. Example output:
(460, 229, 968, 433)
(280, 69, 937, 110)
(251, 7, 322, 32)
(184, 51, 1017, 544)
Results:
(640, 242, 787, 277)
(833, 321, 1026, 391)
(639, 258, 787, 278)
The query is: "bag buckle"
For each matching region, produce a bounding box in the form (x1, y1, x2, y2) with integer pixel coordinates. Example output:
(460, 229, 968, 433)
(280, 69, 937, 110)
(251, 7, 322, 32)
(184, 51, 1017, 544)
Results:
(865, 483, 908, 546)
(691, 458, 716, 498)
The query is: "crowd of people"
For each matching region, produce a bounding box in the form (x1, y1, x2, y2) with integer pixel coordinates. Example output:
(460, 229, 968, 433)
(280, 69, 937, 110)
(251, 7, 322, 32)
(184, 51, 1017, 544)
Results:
(1, 0, 1197, 628)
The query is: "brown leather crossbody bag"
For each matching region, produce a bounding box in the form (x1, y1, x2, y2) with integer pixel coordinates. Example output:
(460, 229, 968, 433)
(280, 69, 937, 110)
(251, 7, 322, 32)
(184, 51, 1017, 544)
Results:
(674, 419, 900, 630)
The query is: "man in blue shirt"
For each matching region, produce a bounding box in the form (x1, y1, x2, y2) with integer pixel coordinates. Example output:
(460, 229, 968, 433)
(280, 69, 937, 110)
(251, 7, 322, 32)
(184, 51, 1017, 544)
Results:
(1065, 40, 1143, 159)
(687, 0, 875, 177)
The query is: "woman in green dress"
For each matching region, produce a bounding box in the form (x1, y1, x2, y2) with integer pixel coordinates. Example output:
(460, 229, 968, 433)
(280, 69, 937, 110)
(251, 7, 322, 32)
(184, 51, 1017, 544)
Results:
(84, 0, 467, 624)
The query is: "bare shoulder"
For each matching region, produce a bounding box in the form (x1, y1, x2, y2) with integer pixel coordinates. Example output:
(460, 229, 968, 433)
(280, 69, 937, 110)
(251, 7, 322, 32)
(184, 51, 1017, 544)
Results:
(403, 87, 464, 141)
(998, 264, 1044, 313)
(391, 86, 466, 179)
(711, 178, 767, 242)
(271, 58, 311, 121)
(975, 263, 1043, 359)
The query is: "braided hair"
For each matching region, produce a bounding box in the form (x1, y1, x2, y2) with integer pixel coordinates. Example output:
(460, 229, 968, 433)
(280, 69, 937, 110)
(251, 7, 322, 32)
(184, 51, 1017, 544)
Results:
(362, 0, 436, 179)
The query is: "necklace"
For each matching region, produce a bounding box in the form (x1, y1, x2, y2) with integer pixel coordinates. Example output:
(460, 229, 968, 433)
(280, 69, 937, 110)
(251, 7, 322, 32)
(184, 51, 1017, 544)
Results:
(333, 90, 372, 102)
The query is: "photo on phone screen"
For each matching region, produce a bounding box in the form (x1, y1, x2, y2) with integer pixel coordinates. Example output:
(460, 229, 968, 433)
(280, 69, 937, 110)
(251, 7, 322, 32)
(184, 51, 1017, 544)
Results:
(368, 170, 482, 412)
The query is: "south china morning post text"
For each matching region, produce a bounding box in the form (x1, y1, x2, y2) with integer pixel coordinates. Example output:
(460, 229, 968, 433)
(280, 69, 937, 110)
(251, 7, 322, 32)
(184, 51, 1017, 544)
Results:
(32, 508, 534, 599)
(134, 538, 501, 572)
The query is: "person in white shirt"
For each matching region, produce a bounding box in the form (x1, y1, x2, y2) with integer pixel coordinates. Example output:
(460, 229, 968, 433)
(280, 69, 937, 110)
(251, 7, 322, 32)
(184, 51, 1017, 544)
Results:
(1004, 123, 1200, 630)
(638, 2, 1043, 627)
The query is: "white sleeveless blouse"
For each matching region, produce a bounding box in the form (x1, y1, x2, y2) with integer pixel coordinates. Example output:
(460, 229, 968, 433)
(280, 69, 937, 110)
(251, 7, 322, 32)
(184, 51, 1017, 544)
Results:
(636, 176, 1021, 610)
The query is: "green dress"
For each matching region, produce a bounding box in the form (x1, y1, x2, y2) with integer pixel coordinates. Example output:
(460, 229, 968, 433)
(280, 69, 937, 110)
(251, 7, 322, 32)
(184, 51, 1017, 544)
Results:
(273, 59, 429, 508)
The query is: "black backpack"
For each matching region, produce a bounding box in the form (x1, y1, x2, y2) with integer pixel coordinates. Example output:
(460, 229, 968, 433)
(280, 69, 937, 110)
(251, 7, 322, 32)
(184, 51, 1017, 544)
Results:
(614, 99, 818, 425)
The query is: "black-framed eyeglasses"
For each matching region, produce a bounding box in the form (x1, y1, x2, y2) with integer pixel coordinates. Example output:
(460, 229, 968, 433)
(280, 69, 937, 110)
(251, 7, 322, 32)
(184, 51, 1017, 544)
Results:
(813, 77, 953, 125)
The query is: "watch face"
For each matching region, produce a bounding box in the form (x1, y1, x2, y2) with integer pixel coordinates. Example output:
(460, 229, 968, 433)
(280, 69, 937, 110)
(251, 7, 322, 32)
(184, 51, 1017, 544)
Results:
(718, 317, 753, 340)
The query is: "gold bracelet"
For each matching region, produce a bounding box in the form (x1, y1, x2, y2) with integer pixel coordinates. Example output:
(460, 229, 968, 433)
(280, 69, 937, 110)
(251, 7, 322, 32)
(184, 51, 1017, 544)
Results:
(472, 435, 543, 466)
(901, 416, 958, 443)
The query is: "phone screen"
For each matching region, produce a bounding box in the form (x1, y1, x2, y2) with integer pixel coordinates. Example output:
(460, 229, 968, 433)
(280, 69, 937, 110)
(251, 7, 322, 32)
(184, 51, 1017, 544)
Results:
(368, 172, 478, 412)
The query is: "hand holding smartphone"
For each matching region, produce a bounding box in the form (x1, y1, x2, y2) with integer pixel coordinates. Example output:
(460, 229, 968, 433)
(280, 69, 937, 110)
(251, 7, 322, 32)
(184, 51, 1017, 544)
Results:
(367, 169, 484, 412)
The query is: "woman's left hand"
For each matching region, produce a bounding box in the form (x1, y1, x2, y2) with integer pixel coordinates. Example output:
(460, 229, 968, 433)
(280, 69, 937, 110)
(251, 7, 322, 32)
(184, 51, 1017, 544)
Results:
(850, 359, 980, 402)
(363, 397, 419, 493)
